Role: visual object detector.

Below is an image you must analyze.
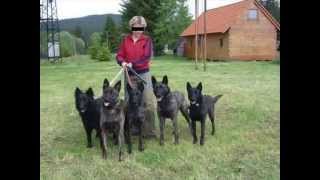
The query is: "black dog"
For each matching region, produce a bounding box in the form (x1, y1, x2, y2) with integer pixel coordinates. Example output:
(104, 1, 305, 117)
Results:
(124, 81, 145, 153)
(152, 75, 191, 146)
(99, 79, 125, 161)
(186, 82, 223, 146)
(75, 87, 101, 148)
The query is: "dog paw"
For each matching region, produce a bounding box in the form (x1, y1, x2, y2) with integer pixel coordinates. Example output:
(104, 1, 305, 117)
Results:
(87, 144, 93, 148)
(193, 138, 198, 144)
(200, 139, 204, 146)
(174, 139, 179, 145)
(139, 146, 145, 151)
(102, 154, 107, 159)
(118, 152, 123, 161)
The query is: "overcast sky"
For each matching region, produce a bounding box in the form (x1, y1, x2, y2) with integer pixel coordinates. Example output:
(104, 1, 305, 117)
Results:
(56, 0, 241, 20)
(56, 0, 279, 20)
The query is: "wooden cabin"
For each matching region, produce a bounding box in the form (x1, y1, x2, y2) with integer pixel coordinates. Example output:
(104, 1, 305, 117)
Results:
(180, 0, 280, 61)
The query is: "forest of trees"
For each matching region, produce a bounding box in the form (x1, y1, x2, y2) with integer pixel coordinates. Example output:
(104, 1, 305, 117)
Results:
(260, 0, 280, 23)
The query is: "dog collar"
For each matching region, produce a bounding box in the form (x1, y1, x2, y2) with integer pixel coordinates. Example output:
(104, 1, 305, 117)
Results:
(103, 100, 119, 107)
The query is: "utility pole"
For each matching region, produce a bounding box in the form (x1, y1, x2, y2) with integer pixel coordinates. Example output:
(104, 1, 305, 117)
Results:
(203, 0, 207, 71)
(194, 0, 199, 70)
(40, 0, 61, 62)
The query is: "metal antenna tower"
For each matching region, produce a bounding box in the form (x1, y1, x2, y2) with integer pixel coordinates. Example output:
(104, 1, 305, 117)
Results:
(40, 0, 61, 62)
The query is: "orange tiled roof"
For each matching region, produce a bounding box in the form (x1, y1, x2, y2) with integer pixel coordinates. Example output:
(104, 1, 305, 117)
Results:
(181, 0, 280, 36)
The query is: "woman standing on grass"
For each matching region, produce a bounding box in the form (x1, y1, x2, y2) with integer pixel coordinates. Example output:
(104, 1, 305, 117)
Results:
(116, 16, 156, 138)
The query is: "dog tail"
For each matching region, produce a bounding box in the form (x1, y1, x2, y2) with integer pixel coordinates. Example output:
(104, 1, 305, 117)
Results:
(212, 94, 223, 103)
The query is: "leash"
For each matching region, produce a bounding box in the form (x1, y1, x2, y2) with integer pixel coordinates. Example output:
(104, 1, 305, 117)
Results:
(109, 65, 146, 88)
(126, 66, 147, 84)
(109, 68, 124, 86)
(123, 66, 134, 88)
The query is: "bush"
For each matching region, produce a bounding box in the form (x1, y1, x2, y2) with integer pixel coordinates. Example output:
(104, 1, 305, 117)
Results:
(75, 37, 86, 55)
(60, 31, 75, 57)
(88, 46, 99, 59)
(40, 32, 47, 58)
(97, 44, 111, 61)
(272, 59, 280, 64)
(88, 32, 102, 60)
(40, 31, 86, 58)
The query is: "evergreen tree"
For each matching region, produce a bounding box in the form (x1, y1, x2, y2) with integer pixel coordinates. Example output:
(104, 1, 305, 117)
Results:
(88, 32, 102, 59)
(154, 0, 192, 53)
(72, 25, 83, 38)
(260, 0, 280, 22)
(101, 16, 120, 52)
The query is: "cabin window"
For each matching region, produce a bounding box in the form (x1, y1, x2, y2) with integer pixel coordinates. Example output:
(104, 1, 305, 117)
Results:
(219, 38, 223, 48)
(248, 9, 258, 20)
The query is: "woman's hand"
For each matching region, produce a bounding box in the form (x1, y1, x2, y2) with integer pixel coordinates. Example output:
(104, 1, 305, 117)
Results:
(121, 62, 132, 68)
(121, 62, 127, 68)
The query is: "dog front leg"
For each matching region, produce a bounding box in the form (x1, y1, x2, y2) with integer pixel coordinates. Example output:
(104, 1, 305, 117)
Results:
(118, 125, 125, 161)
(138, 121, 145, 151)
(100, 128, 108, 159)
(200, 120, 206, 146)
(159, 117, 165, 146)
(192, 120, 197, 144)
(172, 117, 179, 144)
(113, 132, 119, 145)
(85, 127, 93, 148)
(125, 119, 132, 154)
(96, 129, 101, 138)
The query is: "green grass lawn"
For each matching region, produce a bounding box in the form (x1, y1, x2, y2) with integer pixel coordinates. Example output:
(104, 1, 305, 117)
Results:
(40, 55, 279, 180)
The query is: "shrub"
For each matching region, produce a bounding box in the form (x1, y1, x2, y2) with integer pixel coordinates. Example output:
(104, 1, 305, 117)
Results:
(74, 37, 86, 55)
(97, 44, 111, 61)
(59, 31, 75, 57)
(88, 32, 102, 60)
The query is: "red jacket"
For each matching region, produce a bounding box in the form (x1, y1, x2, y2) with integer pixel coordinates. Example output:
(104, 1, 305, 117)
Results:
(116, 34, 153, 74)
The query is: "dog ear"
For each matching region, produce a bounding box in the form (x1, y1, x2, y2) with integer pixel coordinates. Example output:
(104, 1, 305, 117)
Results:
(137, 82, 144, 92)
(75, 87, 81, 97)
(114, 80, 121, 93)
(162, 75, 168, 85)
(197, 82, 202, 91)
(151, 76, 157, 87)
(103, 78, 109, 90)
(86, 87, 94, 97)
(186, 82, 192, 92)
